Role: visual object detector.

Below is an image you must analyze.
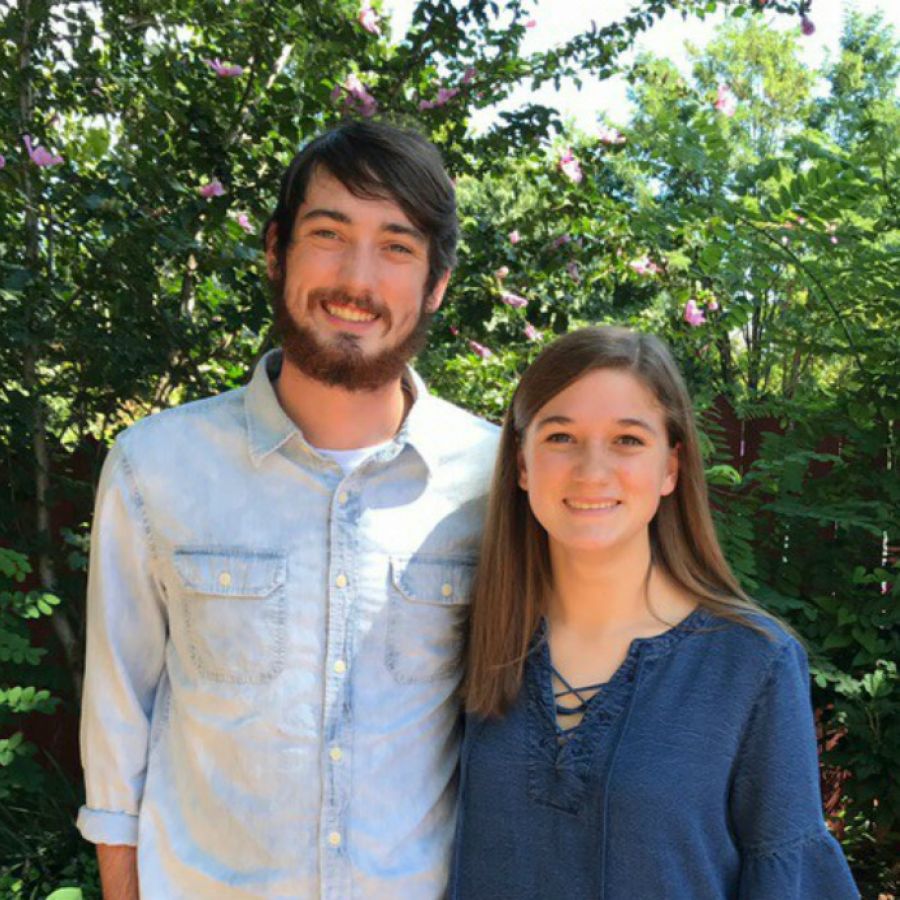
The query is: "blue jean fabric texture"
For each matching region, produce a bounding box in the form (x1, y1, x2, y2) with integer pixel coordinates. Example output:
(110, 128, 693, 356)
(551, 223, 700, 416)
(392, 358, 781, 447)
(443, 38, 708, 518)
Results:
(451, 609, 859, 900)
(77, 350, 499, 899)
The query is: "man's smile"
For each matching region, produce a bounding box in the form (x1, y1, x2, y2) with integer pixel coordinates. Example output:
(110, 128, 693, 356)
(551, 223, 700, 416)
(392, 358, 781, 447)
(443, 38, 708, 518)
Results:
(323, 300, 378, 323)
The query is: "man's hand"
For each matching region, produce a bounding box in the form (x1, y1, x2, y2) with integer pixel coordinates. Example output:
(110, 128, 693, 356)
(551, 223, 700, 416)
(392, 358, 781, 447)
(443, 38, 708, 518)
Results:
(97, 844, 138, 900)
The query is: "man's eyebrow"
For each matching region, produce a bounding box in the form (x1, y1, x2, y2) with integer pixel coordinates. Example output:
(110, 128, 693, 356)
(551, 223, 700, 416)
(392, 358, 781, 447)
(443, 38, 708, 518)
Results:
(297, 210, 426, 242)
(383, 222, 426, 242)
(298, 208, 352, 224)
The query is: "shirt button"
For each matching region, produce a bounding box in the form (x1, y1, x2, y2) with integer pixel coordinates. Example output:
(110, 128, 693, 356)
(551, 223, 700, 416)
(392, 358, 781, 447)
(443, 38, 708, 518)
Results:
(335, 573, 348, 588)
(218, 572, 232, 588)
(328, 831, 342, 847)
(333, 660, 347, 675)
(441, 583, 453, 597)
(329, 747, 343, 762)
(337, 491, 349, 505)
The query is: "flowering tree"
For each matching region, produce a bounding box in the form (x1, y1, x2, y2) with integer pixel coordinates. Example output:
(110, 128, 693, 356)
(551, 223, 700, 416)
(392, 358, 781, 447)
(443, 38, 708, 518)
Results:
(13, 0, 890, 894)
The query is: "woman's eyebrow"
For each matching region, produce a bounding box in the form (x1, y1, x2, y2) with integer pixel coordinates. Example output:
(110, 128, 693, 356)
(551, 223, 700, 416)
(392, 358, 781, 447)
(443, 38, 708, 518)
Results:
(534, 414, 573, 430)
(617, 417, 658, 434)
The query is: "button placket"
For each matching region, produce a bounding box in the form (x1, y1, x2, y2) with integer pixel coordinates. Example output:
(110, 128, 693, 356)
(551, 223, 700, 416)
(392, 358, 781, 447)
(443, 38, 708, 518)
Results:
(320, 479, 357, 893)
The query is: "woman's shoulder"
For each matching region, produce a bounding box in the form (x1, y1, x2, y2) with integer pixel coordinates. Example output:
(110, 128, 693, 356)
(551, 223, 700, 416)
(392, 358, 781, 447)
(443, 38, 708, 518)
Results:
(683, 604, 808, 684)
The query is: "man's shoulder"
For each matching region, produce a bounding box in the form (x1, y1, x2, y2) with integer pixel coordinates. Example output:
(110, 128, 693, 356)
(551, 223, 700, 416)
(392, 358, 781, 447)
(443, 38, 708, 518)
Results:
(422, 393, 500, 443)
(115, 385, 246, 458)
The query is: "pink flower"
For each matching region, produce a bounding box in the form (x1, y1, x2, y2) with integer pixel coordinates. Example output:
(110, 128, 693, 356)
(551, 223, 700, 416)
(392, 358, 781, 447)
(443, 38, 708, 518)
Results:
(598, 126, 626, 145)
(683, 299, 706, 327)
(500, 292, 527, 309)
(199, 179, 225, 198)
(0, 155, 5, 169)
(781, 235, 789, 245)
(801, 15, 815, 36)
(462, 66, 477, 85)
(629, 256, 660, 276)
(335, 74, 378, 117)
(495, 266, 509, 280)
(205, 58, 244, 77)
(468, 339, 493, 359)
(419, 85, 460, 111)
(552, 234, 571, 249)
(714, 85, 737, 117)
(796, 215, 806, 225)
(524, 322, 542, 341)
(508, 230, 521, 245)
(830, 235, 839, 245)
(23, 135, 63, 167)
(558, 148, 583, 184)
(358, 2, 381, 35)
(236, 212, 254, 233)
(707, 298, 719, 311)
(525, 18, 537, 28)
(449, 325, 459, 336)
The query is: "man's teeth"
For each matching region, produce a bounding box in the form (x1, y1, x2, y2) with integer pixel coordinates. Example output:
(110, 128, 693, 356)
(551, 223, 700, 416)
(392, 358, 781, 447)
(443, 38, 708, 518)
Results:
(566, 500, 618, 510)
(326, 303, 377, 323)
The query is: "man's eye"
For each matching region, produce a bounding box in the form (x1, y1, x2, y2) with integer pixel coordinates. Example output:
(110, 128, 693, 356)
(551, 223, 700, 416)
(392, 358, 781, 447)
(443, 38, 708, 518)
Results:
(312, 229, 339, 239)
(388, 243, 413, 254)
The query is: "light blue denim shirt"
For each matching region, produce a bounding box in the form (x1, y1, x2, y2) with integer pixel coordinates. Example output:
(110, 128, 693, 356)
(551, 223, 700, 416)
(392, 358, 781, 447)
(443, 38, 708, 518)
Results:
(77, 350, 499, 899)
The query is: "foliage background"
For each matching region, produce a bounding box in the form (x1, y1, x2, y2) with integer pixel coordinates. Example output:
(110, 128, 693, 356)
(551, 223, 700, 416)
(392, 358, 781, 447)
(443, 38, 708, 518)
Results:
(1, 0, 897, 895)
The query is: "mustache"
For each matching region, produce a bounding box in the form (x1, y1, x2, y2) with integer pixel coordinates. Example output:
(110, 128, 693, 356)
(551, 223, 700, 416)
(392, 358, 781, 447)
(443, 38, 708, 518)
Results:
(308, 287, 390, 325)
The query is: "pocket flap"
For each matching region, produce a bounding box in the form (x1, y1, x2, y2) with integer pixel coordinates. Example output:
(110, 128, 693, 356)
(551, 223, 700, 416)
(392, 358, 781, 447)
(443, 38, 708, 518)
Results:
(173, 549, 286, 597)
(390, 556, 475, 606)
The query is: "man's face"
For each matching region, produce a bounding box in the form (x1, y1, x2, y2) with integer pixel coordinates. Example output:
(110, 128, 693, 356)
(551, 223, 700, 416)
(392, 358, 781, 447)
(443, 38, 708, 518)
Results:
(267, 167, 449, 391)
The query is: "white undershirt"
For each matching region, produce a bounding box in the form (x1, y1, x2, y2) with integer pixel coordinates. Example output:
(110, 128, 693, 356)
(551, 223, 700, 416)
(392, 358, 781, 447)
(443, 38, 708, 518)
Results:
(314, 440, 393, 475)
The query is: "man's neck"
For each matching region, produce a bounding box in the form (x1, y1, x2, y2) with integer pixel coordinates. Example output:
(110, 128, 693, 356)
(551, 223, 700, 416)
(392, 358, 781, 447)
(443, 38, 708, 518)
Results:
(274, 352, 410, 450)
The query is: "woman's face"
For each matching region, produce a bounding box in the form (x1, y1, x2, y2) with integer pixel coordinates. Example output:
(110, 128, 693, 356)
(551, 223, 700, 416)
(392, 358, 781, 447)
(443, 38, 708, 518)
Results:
(518, 368, 679, 561)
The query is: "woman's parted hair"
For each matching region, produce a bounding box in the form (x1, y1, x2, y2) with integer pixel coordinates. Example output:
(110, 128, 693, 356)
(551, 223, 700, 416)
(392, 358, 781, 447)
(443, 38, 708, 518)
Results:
(463, 326, 770, 718)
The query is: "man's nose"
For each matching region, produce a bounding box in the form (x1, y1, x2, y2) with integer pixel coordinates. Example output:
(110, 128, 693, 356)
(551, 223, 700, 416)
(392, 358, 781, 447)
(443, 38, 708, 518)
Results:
(338, 244, 378, 294)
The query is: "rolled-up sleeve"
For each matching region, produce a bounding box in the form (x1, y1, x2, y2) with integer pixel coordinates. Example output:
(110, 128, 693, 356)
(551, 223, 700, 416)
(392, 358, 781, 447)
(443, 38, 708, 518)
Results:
(76, 438, 167, 846)
(730, 638, 859, 899)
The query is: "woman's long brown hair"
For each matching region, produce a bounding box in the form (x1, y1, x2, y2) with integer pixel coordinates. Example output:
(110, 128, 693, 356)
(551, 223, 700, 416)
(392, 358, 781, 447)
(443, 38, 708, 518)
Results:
(463, 326, 775, 718)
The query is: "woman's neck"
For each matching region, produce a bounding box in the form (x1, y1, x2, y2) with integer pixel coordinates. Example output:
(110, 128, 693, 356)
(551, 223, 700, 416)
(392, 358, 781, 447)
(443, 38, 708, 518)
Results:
(547, 537, 697, 638)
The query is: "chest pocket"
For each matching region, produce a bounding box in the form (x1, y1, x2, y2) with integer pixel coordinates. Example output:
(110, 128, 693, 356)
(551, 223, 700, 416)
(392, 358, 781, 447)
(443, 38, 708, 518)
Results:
(385, 555, 475, 684)
(173, 548, 287, 684)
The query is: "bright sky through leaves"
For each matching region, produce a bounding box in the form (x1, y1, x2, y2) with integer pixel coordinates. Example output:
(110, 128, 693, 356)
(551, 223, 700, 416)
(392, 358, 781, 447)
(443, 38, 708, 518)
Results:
(384, 0, 900, 133)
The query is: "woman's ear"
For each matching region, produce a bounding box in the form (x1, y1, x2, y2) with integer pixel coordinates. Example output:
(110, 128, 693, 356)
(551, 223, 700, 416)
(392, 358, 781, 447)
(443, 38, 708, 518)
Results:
(661, 442, 680, 497)
(517, 448, 528, 492)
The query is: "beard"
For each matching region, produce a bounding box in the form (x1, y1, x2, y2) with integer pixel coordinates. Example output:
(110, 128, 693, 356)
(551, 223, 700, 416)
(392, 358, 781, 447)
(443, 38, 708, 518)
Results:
(272, 278, 435, 392)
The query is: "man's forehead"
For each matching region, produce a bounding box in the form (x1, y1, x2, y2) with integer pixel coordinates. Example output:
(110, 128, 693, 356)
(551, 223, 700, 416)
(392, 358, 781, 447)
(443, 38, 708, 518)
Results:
(303, 167, 402, 213)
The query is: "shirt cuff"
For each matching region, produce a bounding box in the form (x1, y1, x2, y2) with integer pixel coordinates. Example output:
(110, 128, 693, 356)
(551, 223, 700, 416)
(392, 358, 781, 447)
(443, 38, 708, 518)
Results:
(76, 805, 139, 846)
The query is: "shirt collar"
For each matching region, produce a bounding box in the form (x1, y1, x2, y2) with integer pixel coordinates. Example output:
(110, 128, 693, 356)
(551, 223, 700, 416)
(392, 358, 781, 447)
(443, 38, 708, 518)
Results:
(244, 350, 298, 466)
(244, 349, 445, 474)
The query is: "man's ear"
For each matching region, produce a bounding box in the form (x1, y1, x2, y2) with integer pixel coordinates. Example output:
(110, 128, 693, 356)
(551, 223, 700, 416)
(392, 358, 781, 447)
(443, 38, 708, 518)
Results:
(424, 269, 451, 314)
(264, 223, 279, 281)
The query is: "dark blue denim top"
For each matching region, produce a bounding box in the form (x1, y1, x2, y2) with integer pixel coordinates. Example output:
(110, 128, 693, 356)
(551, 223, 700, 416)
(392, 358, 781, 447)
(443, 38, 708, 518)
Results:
(450, 608, 859, 900)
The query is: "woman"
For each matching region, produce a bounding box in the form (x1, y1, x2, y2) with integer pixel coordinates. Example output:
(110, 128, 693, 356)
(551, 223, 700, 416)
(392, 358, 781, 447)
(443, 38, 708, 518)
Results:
(451, 327, 857, 899)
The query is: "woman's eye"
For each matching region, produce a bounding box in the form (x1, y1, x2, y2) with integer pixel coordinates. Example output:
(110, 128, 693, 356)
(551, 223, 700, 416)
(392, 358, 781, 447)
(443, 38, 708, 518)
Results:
(617, 435, 645, 447)
(546, 433, 573, 444)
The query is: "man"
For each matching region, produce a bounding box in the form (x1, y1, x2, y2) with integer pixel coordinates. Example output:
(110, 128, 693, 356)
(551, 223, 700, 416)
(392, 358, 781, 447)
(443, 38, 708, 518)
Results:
(77, 120, 498, 898)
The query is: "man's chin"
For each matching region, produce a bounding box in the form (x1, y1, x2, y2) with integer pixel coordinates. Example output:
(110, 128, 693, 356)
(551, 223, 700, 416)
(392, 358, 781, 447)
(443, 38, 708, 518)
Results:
(280, 324, 421, 392)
